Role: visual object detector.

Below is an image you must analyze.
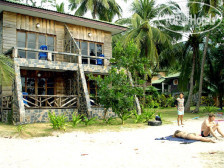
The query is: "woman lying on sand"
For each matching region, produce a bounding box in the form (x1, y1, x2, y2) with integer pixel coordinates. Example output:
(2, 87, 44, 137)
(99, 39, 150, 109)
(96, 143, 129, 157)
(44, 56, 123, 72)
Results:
(174, 130, 215, 143)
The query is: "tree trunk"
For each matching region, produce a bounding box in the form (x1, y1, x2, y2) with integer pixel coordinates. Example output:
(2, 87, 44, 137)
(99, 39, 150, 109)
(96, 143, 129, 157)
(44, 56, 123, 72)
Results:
(103, 108, 108, 120)
(219, 94, 223, 110)
(143, 66, 147, 107)
(194, 34, 209, 113)
(185, 48, 196, 112)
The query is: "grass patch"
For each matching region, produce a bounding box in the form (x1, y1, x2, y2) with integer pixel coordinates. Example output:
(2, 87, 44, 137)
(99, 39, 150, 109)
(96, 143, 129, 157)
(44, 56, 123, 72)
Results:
(0, 107, 210, 139)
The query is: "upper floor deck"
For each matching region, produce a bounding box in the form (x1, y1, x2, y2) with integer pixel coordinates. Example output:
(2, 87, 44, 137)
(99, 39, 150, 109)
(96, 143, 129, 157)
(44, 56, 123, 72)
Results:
(0, 1, 127, 73)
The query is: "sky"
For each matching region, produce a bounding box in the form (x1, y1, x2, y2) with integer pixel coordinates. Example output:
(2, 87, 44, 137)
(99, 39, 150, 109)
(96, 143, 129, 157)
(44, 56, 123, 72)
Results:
(56, 0, 185, 20)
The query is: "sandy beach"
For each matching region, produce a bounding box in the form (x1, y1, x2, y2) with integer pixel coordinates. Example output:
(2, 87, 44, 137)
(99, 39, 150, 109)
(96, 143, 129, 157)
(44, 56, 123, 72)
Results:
(0, 117, 224, 168)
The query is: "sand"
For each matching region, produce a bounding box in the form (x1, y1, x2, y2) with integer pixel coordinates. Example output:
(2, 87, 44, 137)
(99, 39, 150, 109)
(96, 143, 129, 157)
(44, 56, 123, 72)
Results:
(0, 117, 224, 168)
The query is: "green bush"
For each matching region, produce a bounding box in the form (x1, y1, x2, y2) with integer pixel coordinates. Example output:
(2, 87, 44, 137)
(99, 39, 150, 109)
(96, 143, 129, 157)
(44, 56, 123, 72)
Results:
(141, 108, 155, 122)
(133, 111, 144, 123)
(146, 94, 175, 108)
(202, 106, 218, 113)
(48, 112, 67, 130)
(103, 116, 115, 124)
(166, 95, 175, 107)
(82, 116, 97, 126)
(201, 96, 215, 106)
(16, 124, 26, 134)
(72, 113, 82, 127)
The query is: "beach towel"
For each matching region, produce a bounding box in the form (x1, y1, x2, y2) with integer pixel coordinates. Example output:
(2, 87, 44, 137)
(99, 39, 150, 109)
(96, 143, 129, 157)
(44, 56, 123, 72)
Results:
(155, 135, 197, 144)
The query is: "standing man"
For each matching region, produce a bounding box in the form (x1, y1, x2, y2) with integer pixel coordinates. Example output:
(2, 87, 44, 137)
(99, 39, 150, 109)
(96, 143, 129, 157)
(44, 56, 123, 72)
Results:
(201, 113, 224, 139)
(175, 93, 185, 126)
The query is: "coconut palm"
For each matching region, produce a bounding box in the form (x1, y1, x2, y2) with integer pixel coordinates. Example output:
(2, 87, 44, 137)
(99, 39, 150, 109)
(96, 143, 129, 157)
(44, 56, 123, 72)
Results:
(55, 2, 65, 13)
(194, 0, 223, 112)
(116, 0, 181, 105)
(204, 45, 224, 109)
(68, 0, 124, 21)
(0, 54, 14, 86)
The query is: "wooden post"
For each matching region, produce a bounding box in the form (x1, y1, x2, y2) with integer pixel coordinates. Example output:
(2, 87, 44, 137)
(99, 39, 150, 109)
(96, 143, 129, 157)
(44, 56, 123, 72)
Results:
(13, 48, 18, 58)
(47, 52, 52, 61)
(88, 58, 90, 66)
(78, 50, 82, 64)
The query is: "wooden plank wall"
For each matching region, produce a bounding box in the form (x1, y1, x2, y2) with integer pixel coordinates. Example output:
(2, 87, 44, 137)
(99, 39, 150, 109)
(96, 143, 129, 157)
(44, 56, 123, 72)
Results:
(2, 11, 112, 58)
(0, 12, 3, 54)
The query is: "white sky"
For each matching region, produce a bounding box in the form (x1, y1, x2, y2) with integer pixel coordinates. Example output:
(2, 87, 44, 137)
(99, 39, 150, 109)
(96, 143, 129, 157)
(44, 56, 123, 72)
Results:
(55, 0, 187, 21)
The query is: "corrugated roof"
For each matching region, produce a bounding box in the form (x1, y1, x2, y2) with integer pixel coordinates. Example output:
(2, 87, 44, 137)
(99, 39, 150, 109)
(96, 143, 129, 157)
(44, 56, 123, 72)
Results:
(152, 78, 165, 84)
(165, 72, 180, 79)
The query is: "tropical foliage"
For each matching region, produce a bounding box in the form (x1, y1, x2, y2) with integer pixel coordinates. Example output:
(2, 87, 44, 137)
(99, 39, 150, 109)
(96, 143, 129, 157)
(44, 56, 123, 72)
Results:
(68, 0, 123, 21)
(0, 54, 14, 85)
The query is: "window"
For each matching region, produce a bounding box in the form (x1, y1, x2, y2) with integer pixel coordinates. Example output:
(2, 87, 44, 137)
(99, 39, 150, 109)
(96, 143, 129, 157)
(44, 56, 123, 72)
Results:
(75, 39, 104, 65)
(17, 32, 26, 58)
(27, 78, 35, 95)
(27, 33, 36, 59)
(21, 76, 54, 95)
(97, 44, 102, 56)
(89, 43, 96, 56)
(17, 31, 55, 59)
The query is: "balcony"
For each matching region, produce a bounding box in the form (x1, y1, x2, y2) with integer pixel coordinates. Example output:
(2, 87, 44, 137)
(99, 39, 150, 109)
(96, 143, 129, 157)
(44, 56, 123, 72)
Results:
(5, 47, 110, 68)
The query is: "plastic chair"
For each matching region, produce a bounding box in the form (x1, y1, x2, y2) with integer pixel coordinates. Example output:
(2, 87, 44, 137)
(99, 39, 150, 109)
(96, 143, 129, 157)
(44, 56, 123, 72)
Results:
(23, 92, 28, 105)
(39, 45, 48, 60)
(97, 54, 104, 65)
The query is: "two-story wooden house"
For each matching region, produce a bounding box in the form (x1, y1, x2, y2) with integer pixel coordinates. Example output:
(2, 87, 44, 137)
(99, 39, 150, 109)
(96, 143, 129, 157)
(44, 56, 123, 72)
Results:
(0, 0, 128, 124)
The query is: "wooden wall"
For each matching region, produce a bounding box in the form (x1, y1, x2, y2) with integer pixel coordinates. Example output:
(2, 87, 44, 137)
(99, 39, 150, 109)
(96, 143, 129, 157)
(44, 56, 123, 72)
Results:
(2, 11, 112, 59)
(0, 12, 3, 54)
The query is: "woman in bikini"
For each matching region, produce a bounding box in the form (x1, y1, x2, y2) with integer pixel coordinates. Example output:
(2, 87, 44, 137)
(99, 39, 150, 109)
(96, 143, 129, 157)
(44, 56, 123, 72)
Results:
(173, 130, 215, 143)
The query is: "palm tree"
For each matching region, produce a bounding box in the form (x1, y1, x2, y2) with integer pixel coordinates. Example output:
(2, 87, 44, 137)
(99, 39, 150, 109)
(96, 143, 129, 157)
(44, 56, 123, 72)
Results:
(68, 0, 123, 21)
(194, 0, 223, 112)
(204, 46, 224, 109)
(0, 54, 14, 86)
(55, 2, 65, 13)
(116, 0, 181, 106)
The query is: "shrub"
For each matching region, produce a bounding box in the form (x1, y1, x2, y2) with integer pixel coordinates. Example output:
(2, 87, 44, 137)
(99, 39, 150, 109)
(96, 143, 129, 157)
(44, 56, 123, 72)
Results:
(82, 116, 97, 126)
(141, 108, 155, 122)
(203, 106, 218, 113)
(133, 111, 144, 123)
(16, 124, 26, 134)
(103, 116, 115, 125)
(201, 96, 215, 106)
(48, 112, 67, 130)
(166, 95, 175, 107)
(72, 113, 82, 127)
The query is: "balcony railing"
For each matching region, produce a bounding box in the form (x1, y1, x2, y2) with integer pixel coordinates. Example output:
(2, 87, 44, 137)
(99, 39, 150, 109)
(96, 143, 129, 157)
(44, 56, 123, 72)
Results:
(2, 95, 13, 109)
(5, 47, 109, 67)
(23, 95, 78, 108)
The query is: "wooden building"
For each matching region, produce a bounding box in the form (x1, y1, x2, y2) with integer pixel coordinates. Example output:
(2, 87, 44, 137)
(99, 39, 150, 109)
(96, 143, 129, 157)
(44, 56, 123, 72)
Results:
(0, 0, 128, 123)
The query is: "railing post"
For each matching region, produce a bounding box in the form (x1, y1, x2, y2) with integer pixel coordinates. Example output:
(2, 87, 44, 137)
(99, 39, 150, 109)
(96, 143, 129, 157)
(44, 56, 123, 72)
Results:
(47, 52, 52, 61)
(88, 58, 90, 66)
(78, 50, 82, 64)
(13, 48, 18, 58)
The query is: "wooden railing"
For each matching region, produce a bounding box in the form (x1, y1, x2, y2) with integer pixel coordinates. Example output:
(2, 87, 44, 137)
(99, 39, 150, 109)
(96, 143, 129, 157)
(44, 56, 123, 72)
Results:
(23, 95, 78, 108)
(5, 47, 109, 66)
(2, 95, 12, 109)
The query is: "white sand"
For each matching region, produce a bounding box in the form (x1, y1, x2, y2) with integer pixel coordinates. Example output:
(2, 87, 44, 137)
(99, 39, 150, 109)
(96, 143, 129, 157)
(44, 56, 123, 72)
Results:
(0, 118, 224, 168)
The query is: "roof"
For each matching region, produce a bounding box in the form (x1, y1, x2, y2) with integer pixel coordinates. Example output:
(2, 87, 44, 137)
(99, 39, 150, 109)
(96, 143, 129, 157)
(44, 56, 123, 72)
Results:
(152, 78, 165, 84)
(165, 72, 180, 79)
(0, 0, 127, 35)
(152, 73, 180, 84)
